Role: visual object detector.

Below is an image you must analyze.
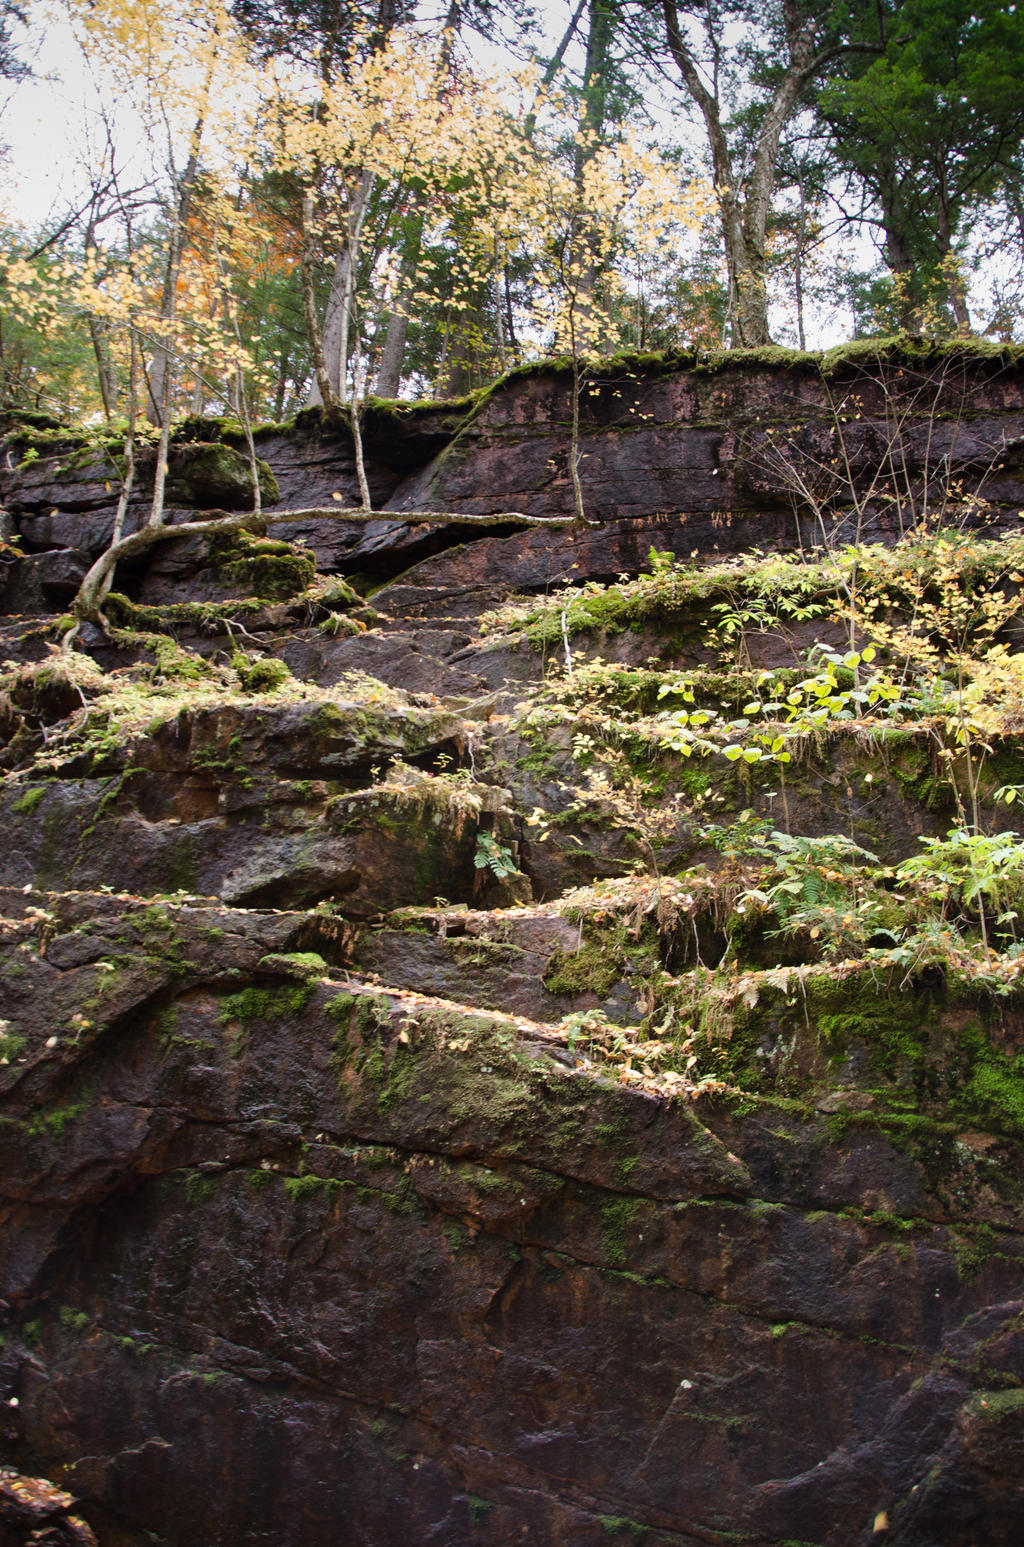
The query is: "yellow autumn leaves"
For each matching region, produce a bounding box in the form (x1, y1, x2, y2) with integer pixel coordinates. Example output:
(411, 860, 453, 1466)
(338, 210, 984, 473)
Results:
(9, 1, 713, 417)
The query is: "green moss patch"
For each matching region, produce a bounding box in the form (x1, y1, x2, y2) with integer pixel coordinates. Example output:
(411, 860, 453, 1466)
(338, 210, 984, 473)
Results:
(543, 941, 624, 998)
(208, 531, 314, 601)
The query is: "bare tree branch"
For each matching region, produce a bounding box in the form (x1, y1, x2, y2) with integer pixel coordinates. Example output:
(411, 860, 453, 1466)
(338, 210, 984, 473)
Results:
(72, 502, 597, 622)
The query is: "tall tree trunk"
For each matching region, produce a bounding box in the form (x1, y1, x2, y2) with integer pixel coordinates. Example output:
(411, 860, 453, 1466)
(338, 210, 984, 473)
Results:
(300, 191, 340, 412)
(503, 267, 520, 364)
(146, 46, 214, 425)
(945, 267, 972, 332)
(661, 0, 884, 349)
(723, 190, 772, 347)
(879, 173, 922, 331)
(305, 168, 374, 407)
(306, 250, 350, 405)
(146, 138, 200, 423)
(87, 314, 117, 421)
(84, 218, 118, 421)
(492, 257, 507, 376)
(96, 331, 140, 608)
(935, 187, 972, 332)
(433, 311, 451, 397)
(375, 207, 426, 397)
(375, 305, 410, 399)
(273, 349, 291, 420)
(662, 0, 772, 347)
(570, 0, 616, 348)
(793, 167, 807, 351)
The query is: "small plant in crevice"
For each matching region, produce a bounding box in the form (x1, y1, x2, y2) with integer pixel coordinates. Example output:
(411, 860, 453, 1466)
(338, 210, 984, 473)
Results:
(733, 828, 887, 958)
(373, 760, 504, 841)
(474, 830, 517, 881)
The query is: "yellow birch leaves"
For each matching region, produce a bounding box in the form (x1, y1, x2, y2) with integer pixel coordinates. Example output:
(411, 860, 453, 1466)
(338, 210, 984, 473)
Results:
(6, 8, 713, 417)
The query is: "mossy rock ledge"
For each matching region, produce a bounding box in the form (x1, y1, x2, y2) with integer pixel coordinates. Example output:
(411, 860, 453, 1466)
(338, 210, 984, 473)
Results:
(1, 349, 1023, 1547)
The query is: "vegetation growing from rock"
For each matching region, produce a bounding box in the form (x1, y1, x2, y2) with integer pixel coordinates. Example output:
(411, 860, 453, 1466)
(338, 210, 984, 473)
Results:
(2, 351, 1024, 1546)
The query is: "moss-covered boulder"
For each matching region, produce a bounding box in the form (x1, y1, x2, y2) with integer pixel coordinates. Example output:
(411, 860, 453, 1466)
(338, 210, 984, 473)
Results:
(166, 441, 280, 510)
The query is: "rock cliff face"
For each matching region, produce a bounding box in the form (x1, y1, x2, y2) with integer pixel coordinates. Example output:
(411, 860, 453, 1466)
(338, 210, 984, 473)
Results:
(1, 342, 1024, 1547)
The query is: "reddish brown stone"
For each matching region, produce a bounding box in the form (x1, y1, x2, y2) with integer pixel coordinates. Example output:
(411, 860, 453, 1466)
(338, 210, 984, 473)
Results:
(2, 351, 1024, 1547)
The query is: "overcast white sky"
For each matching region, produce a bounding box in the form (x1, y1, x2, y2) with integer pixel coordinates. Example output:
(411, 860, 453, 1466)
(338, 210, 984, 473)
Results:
(2, 15, 95, 228)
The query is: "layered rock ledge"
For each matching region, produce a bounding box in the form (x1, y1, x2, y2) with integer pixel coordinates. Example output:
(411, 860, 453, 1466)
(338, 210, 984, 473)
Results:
(1, 343, 1023, 1546)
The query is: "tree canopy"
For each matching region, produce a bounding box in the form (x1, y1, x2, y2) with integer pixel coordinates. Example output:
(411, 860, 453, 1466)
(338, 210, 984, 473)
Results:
(2, 0, 1024, 425)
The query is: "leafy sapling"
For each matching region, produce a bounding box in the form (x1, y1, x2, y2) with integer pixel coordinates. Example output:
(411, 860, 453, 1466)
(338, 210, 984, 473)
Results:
(474, 831, 518, 881)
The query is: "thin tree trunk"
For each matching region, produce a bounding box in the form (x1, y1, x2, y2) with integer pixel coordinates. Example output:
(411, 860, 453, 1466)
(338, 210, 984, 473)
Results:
(503, 267, 520, 364)
(85, 221, 117, 422)
(273, 350, 291, 420)
(350, 401, 372, 511)
(433, 313, 450, 397)
(493, 250, 507, 376)
(305, 168, 374, 406)
(146, 93, 210, 422)
(98, 331, 140, 603)
(346, 321, 373, 512)
(148, 400, 174, 530)
(300, 191, 340, 412)
(794, 170, 807, 351)
(566, 292, 586, 525)
(213, 228, 262, 521)
(87, 316, 117, 421)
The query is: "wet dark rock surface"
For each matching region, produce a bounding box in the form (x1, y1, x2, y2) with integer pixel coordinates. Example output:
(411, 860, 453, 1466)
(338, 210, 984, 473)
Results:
(1, 347, 1023, 1546)
(1, 887, 1023, 1547)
